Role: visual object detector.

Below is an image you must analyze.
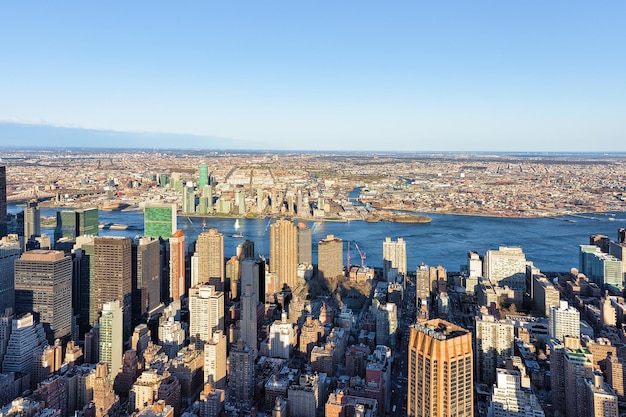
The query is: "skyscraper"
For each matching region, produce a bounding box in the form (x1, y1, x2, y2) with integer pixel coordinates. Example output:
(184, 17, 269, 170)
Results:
(144, 203, 177, 240)
(382, 237, 407, 280)
(269, 219, 298, 292)
(407, 319, 473, 417)
(54, 208, 99, 242)
(189, 284, 224, 348)
(197, 229, 224, 291)
(474, 313, 515, 386)
(24, 200, 40, 240)
(0, 166, 6, 238)
(199, 162, 209, 189)
(240, 284, 258, 358)
(318, 234, 343, 282)
(0, 236, 21, 313)
(169, 230, 186, 302)
(93, 236, 132, 340)
(297, 223, 312, 265)
(229, 339, 255, 406)
(14, 250, 72, 344)
(99, 300, 123, 381)
(132, 236, 161, 325)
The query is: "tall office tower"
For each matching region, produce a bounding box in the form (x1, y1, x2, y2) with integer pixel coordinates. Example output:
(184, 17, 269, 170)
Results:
(197, 229, 225, 291)
(199, 162, 209, 188)
(579, 245, 623, 290)
(240, 284, 258, 357)
(488, 369, 544, 417)
(204, 330, 226, 388)
(297, 223, 312, 265)
(549, 301, 580, 342)
(382, 237, 407, 280)
(183, 183, 195, 214)
(584, 372, 618, 417)
(94, 236, 132, 340)
(144, 203, 177, 240)
(550, 337, 594, 417)
(407, 319, 473, 417)
(54, 207, 99, 242)
(24, 200, 40, 239)
(169, 230, 185, 302)
(267, 313, 294, 359)
(93, 362, 120, 417)
(415, 263, 430, 303)
(14, 250, 72, 343)
(2, 313, 47, 381)
(241, 258, 265, 305)
(483, 246, 531, 290)
(269, 219, 298, 292)
(189, 284, 224, 348)
(318, 235, 343, 282)
(132, 236, 161, 326)
(474, 313, 515, 386)
(0, 237, 21, 313)
(0, 166, 6, 238)
(229, 339, 255, 406)
(99, 300, 123, 381)
(237, 240, 255, 260)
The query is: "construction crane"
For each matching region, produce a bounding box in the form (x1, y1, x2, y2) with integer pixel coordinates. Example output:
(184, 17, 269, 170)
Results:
(354, 242, 366, 268)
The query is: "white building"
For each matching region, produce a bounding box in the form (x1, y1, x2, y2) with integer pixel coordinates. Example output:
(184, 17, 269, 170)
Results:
(549, 301, 580, 342)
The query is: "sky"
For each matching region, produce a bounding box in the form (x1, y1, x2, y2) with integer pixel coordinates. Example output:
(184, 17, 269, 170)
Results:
(1, 1, 625, 152)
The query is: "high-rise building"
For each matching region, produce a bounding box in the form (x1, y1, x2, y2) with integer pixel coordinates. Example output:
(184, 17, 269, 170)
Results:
(24, 200, 40, 240)
(474, 313, 515, 386)
(407, 319, 473, 417)
(144, 203, 177, 240)
(197, 229, 224, 291)
(241, 258, 265, 305)
(54, 208, 99, 242)
(549, 301, 580, 342)
(487, 369, 544, 417)
(199, 162, 209, 189)
(229, 339, 255, 406)
(318, 234, 343, 282)
(266, 313, 294, 359)
(0, 236, 21, 313)
(204, 330, 226, 388)
(132, 236, 161, 325)
(579, 245, 623, 290)
(99, 300, 123, 381)
(297, 223, 312, 265)
(189, 284, 224, 348)
(269, 219, 298, 292)
(14, 250, 72, 343)
(169, 230, 185, 302)
(585, 372, 618, 417)
(94, 236, 132, 340)
(483, 246, 531, 290)
(383, 237, 407, 280)
(0, 166, 6, 238)
(240, 284, 258, 358)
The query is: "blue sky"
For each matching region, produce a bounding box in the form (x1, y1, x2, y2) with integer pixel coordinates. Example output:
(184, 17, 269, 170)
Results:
(1, 1, 625, 151)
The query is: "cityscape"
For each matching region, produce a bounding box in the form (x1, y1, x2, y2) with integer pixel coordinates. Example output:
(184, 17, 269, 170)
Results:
(0, 150, 625, 417)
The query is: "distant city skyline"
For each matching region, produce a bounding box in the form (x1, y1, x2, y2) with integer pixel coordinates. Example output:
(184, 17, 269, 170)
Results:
(1, 2, 625, 152)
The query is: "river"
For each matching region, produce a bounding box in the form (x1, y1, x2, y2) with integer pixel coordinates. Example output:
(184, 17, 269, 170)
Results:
(8, 204, 626, 273)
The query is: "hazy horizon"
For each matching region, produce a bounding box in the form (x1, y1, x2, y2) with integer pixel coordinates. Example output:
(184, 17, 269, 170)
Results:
(2, 2, 625, 152)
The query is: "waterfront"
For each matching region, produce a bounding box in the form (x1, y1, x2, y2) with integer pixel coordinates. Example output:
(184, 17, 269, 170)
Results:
(10, 204, 626, 273)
